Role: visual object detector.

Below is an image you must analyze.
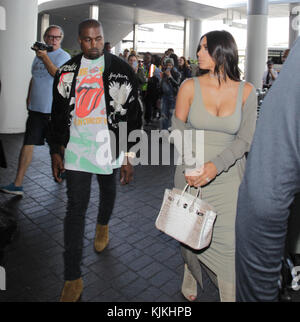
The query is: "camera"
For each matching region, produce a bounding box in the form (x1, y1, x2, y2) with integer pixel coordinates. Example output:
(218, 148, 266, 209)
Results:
(31, 41, 53, 52)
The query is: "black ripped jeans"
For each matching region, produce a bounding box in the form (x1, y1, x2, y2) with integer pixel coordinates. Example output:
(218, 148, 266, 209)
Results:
(64, 169, 117, 281)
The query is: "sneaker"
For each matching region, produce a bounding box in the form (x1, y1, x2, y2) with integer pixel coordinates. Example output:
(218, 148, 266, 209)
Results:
(0, 183, 24, 196)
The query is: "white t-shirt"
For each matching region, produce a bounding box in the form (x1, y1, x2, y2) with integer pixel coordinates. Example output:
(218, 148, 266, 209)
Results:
(64, 55, 123, 174)
(262, 69, 278, 87)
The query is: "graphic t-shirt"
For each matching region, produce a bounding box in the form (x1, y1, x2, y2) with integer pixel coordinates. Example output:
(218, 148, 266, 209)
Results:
(29, 48, 70, 114)
(64, 55, 123, 174)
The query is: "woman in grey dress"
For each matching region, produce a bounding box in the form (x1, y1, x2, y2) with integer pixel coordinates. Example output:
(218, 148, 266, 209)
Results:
(172, 30, 257, 302)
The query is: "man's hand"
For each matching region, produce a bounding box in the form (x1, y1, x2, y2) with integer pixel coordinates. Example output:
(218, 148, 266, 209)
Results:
(165, 69, 171, 78)
(35, 49, 48, 60)
(34, 49, 58, 77)
(120, 158, 134, 185)
(51, 153, 65, 183)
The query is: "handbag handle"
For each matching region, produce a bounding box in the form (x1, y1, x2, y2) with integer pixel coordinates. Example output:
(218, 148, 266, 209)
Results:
(181, 184, 202, 198)
(177, 184, 202, 212)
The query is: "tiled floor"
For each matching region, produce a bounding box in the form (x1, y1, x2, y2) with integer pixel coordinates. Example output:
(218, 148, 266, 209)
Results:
(1, 133, 299, 302)
(0, 133, 220, 302)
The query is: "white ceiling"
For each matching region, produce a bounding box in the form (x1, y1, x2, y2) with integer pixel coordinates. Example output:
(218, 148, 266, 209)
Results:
(39, 0, 298, 25)
(38, 0, 225, 23)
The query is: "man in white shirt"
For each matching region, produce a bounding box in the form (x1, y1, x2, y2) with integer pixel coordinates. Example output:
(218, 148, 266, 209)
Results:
(262, 60, 278, 89)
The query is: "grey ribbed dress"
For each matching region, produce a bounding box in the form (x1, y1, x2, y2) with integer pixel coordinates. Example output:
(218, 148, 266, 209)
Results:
(172, 77, 257, 301)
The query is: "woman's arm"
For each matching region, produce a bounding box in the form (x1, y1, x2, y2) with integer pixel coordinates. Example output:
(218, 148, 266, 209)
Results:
(210, 84, 257, 175)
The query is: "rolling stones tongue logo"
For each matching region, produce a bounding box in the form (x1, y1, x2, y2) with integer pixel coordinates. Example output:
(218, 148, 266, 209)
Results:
(76, 74, 104, 118)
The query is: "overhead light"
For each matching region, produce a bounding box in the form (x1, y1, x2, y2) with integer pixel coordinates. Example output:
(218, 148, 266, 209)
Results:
(164, 24, 184, 31)
(138, 26, 154, 32)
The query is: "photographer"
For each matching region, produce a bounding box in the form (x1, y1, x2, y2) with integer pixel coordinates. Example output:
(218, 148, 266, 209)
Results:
(160, 58, 180, 131)
(0, 25, 70, 196)
(262, 60, 278, 89)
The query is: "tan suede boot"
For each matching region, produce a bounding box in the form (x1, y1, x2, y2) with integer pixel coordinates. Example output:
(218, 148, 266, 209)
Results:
(60, 278, 83, 302)
(94, 224, 109, 252)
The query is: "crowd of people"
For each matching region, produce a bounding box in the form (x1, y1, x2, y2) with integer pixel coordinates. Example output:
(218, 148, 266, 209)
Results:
(0, 17, 299, 303)
(115, 47, 193, 129)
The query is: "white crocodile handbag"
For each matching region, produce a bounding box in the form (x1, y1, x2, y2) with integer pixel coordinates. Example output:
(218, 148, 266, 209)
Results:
(155, 184, 217, 250)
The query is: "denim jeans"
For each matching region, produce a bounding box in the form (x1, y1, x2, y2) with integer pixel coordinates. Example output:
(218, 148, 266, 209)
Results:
(64, 169, 117, 280)
(161, 95, 176, 130)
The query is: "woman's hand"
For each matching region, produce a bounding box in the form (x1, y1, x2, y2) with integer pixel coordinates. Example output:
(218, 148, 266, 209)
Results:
(185, 162, 217, 187)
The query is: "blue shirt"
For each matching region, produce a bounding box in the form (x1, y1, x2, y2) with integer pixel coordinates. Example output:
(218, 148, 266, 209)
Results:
(29, 48, 70, 114)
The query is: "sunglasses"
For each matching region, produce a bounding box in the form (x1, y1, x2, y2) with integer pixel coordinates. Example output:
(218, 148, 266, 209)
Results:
(46, 35, 62, 41)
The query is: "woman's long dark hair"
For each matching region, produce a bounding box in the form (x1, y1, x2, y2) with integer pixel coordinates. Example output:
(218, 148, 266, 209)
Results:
(197, 30, 241, 83)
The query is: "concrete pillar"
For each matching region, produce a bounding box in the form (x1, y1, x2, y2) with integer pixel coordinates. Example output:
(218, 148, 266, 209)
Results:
(289, 3, 300, 48)
(114, 41, 122, 56)
(0, 0, 38, 134)
(245, 0, 268, 89)
(133, 24, 138, 52)
(89, 5, 99, 20)
(40, 13, 49, 41)
(183, 19, 190, 59)
(184, 18, 202, 60)
(0, 5, 6, 30)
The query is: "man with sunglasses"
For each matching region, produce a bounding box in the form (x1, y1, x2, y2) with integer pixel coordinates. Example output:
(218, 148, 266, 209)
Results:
(0, 25, 70, 196)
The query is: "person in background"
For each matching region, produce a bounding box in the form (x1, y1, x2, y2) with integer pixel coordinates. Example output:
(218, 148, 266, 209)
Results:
(178, 56, 192, 84)
(160, 58, 180, 131)
(262, 60, 278, 89)
(122, 48, 130, 61)
(169, 53, 179, 69)
(128, 53, 146, 122)
(0, 25, 70, 196)
(128, 53, 146, 91)
(104, 42, 112, 53)
(282, 49, 290, 64)
(141, 52, 160, 125)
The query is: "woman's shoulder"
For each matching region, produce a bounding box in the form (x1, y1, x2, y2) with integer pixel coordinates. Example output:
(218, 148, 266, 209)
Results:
(242, 81, 256, 106)
(243, 81, 255, 92)
(179, 77, 195, 93)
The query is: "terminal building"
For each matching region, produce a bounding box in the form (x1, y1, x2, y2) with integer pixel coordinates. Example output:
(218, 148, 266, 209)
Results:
(0, 0, 299, 134)
(0, 0, 300, 303)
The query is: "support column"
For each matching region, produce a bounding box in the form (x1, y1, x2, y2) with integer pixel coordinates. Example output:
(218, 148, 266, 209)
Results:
(114, 41, 122, 56)
(245, 0, 268, 89)
(183, 19, 190, 59)
(0, 0, 38, 133)
(89, 4, 99, 20)
(40, 13, 49, 41)
(184, 18, 202, 60)
(0, 5, 6, 30)
(289, 3, 300, 48)
(133, 24, 138, 52)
